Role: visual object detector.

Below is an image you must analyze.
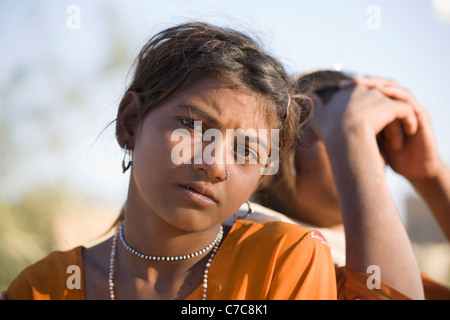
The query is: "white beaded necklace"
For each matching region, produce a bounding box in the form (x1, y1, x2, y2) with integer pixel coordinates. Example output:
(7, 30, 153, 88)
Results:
(108, 222, 223, 300)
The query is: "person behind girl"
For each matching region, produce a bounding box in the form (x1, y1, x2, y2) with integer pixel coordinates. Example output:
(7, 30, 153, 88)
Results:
(3, 22, 336, 300)
(252, 70, 450, 299)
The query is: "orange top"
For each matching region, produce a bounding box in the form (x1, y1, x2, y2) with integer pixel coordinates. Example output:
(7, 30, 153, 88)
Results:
(420, 273, 450, 300)
(3, 220, 337, 300)
(335, 266, 411, 300)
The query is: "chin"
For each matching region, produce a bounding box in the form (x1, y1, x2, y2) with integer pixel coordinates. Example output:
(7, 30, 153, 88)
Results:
(163, 209, 218, 233)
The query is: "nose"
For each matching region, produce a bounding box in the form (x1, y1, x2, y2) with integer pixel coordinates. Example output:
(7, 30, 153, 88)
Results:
(193, 161, 229, 182)
(192, 133, 229, 182)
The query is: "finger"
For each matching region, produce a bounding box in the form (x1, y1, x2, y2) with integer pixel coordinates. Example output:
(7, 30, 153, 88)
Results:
(376, 85, 421, 112)
(382, 86, 435, 131)
(389, 100, 418, 136)
(356, 79, 420, 114)
(383, 120, 404, 151)
(354, 77, 398, 89)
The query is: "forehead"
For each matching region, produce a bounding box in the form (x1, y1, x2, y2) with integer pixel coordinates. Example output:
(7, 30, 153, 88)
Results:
(170, 77, 272, 130)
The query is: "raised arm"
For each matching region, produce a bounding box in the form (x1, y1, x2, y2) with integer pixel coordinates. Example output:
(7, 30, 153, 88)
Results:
(311, 84, 424, 299)
(355, 78, 450, 242)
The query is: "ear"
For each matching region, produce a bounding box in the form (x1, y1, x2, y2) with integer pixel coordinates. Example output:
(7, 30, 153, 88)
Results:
(116, 91, 142, 149)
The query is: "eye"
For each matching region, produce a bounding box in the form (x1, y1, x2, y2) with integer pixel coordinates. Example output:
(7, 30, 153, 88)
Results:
(180, 118, 194, 129)
(234, 145, 259, 164)
(180, 118, 204, 134)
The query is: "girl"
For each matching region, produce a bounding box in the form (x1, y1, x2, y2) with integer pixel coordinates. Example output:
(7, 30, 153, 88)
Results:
(3, 22, 336, 300)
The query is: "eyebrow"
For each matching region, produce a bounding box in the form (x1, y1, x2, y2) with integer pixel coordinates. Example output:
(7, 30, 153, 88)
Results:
(177, 103, 269, 152)
(176, 104, 220, 127)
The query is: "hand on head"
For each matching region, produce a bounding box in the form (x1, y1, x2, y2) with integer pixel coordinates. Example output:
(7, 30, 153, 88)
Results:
(307, 73, 442, 182)
(310, 81, 418, 146)
(353, 77, 444, 181)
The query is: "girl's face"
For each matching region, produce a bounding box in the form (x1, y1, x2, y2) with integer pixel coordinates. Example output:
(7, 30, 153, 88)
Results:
(129, 77, 272, 232)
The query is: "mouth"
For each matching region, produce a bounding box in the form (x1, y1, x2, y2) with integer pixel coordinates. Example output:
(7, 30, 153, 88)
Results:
(180, 183, 218, 207)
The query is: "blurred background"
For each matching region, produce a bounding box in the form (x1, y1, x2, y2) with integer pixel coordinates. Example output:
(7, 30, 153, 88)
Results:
(1, 0, 449, 292)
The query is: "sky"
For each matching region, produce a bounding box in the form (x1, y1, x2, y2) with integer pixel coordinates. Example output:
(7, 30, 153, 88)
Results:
(1, 0, 450, 218)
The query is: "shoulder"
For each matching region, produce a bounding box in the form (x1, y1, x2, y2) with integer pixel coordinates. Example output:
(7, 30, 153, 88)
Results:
(217, 220, 336, 299)
(4, 246, 84, 300)
(231, 219, 330, 252)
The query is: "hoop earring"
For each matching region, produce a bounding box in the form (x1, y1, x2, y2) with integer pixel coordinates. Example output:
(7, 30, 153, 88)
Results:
(122, 143, 133, 173)
(234, 201, 254, 221)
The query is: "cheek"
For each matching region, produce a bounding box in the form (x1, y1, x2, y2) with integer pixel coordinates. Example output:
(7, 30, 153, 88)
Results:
(295, 143, 338, 198)
(296, 145, 327, 185)
(136, 133, 172, 164)
(228, 168, 261, 202)
(132, 127, 180, 188)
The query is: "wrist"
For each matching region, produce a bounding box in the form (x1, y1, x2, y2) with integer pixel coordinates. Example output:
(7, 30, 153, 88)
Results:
(322, 120, 372, 147)
(410, 159, 450, 189)
(323, 122, 387, 178)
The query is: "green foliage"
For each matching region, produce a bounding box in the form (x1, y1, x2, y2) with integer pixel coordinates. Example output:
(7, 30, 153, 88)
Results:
(0, 187, 67, 292)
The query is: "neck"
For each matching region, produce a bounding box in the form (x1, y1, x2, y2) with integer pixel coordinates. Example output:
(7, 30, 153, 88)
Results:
(116, 232, 214, 277)
(112, 209, 224, 300)
(112, 232, 217, 300)
(108, 178, 227, 299)
(120, 183, 224, 272)
(123, 205, 222, 257)
(120, 219, 222, 262)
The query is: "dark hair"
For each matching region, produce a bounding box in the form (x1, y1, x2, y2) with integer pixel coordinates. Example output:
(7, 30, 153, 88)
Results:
(295, 69, 353, 103)
(117, 22, 311, 159)
(111, 22, 312, 230)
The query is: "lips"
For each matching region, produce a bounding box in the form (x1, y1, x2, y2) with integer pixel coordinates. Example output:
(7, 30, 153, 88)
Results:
(181, 182, 218, 206)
